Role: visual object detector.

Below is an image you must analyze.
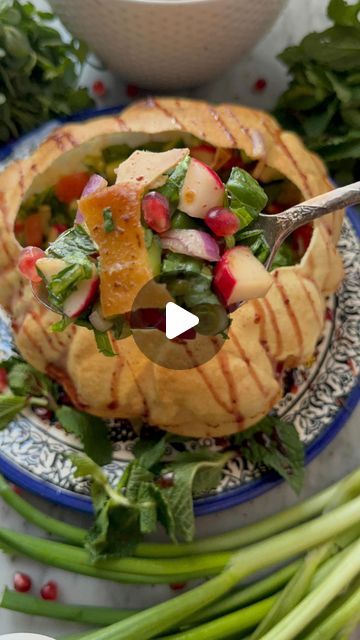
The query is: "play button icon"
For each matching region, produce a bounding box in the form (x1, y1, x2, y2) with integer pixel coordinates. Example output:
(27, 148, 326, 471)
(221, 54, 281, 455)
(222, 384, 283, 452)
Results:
(130, 275, 226, 370)
(165, 302, 199, 340)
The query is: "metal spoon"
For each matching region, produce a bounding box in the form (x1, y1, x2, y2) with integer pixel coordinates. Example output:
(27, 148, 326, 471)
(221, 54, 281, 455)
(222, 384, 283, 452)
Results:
(32, 181, 360, 315)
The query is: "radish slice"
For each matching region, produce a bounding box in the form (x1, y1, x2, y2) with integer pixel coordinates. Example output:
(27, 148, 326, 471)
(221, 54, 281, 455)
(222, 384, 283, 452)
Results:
(214, 246, 273, 305)
(178, 158, 224, 218)
(76, 174, 108, 223)
(161, 229, 220, 262)
(63, 272, 99, 318)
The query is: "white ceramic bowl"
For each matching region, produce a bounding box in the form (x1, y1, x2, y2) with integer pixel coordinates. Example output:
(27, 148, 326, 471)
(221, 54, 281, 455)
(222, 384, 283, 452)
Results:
(0, 635, 55, 640)
(49, 0, 287, 89)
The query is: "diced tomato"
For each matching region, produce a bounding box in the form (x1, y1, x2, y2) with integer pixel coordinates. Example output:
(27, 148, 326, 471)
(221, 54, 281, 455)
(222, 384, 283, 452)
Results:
(54, 172, 90, 204)
(23, 212, 44, 247)
(0, 368, 8, 391)
(292, 224, 313, 255)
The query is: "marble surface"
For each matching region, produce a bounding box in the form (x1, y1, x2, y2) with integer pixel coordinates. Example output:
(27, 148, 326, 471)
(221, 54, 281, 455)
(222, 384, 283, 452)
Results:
(0, 0, 359, 636)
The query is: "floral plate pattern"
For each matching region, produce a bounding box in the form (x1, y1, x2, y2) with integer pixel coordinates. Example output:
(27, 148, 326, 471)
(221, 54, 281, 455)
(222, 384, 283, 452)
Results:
(0, 109, 359, 515)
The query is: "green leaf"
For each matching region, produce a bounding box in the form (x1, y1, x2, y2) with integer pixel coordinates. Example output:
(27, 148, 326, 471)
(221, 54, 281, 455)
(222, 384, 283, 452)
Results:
(158, 155, 190, 207)
(163, 451, 231, 542)
(48, 225, 97, 260)
(133, 431, 172, 470)
(8, 362, 53, 398)
(51, 316, 73, 333)
(302, 27, 360, 71)
(0, 394, 27, 430)
(233, 416, 305, 494)
(161, 252, 203, 275)
(4, 25, 31, 57)
(271, 241, 297, 269)
(103, 206, 115, 233)
(226, 168, 268, 230)
(47, 262, 93, 306)
(93, 329, 116, 358)
(57, 406, 112, 465)
(328, 0, 360, 27)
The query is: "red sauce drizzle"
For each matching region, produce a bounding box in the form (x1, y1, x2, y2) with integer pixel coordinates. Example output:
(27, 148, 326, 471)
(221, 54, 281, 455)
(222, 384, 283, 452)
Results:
(152, 99, 183, 129)
(224, 107, 257, 148)
(216, 348, 244, 424)
(274, 273, 303, 354)
(208, 106, 236, 146)
(229, 329, 266, 395)
(297, 276, 322, 327)
(183, 343, 236, 416)
(113, 116, 130, 131)
(263, 298, 282, 357)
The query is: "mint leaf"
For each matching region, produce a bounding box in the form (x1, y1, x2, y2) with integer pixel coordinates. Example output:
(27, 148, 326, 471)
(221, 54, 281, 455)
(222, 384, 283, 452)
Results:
(158, 155, 190, 207)
(93, 329, 116, 358)
(103, 206, 115, 233)
(132, 431, 172, 470)
(328, 0, 360, 27)
(163, 450, 232, 542)
(51, 316, 73, 333)
(226, 168, 268, 231)
(233, 416, 305, 494)
(48, 225, 97, 260)
(57, 406, 112, 465)
(8, 362, 54, 398)
(0, 394, 27, 430)
(47, 262, 93, 306)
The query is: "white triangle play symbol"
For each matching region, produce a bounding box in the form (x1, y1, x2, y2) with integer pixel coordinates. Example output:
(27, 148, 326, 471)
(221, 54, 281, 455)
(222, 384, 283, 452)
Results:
(165, 302, 199, 340)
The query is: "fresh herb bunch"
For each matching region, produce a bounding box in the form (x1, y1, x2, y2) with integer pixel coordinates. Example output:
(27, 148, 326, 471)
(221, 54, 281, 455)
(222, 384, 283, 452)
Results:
(275, 0, 360, 183)
(0, 0, 94, 143)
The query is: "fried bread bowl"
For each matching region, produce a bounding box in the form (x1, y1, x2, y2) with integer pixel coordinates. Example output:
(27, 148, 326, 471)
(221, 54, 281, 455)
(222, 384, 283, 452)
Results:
(0, 98, 344, 437)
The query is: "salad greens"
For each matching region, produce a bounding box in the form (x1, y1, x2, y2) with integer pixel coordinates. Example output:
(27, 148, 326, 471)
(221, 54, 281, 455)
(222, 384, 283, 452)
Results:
(227, 167, 268, 230)
(157, 155, 190, 207)
(0, 356, 112, 465)
(275, 0, 360, 183)
(0, 0, 93, 143)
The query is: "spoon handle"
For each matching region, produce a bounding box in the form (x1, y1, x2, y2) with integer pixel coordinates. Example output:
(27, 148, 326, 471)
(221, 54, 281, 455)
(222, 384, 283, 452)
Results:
(272, 181, 360, 234)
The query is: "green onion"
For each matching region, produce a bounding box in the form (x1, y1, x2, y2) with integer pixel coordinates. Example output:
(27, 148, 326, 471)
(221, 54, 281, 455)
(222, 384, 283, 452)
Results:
(160, 594, 278, 640)
(65, 495, 360, 640)
(0, 587, 133, 626)
(259, 538, 360, 640)
(303, 581, 360, 640)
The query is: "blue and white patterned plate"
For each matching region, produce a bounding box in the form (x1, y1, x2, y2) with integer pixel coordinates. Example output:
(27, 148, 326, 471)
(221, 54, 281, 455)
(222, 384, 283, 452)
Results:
(0, 108, 359, 515)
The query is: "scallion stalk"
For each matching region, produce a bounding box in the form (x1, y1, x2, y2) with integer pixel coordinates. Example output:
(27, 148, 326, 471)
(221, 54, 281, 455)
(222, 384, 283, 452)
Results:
(69, 495, 360, 640)
(259, 537, 360, 640)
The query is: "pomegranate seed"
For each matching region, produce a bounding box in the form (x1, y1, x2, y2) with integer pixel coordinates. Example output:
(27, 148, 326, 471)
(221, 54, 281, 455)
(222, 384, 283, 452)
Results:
(11, 484, 22, 495)
(54, 223, 68, 234)
(13, 572, 32, 593)
(92, 80, 106, 97)
(142, 192, 170, 233)
(126, 84, 140, 98)
(18, 246, 46, 283)
(0, 368, 8, 391)
(253, 78, 267, 92)
(205, 208, 240, 237)
(170, 582, 186, 591)
(33, 406, 53, 421)
(40, 580, 58, 600)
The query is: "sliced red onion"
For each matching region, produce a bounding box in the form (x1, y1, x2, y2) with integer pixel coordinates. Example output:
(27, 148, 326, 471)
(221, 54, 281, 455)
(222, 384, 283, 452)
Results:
(160, 229, 220, 262)
(75, 174, 108, 223)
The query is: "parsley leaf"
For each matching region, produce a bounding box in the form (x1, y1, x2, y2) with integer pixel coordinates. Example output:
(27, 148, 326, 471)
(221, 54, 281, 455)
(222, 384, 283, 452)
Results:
(47, 225, 97, 261)
(93, 329, 116, 358)
(57, 406, 112, 466)
(103, 207, 115, 233)
(233, 416, 305, 494)
(47, 262, 93, 307)
(0, 394, 27, 430)
(0, 1, 94, 143)
(158, 155, 190, 207)
(226, 168, 268, 230)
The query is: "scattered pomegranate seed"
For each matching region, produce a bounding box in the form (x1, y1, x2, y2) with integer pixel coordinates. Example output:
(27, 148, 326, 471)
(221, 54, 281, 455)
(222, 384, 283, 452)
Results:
(126, 84, 140, 98)
(156, 473, 175, 489)
(170, 582, 186, 591)
(13, 572, 32, 593)
(0, 368, 8, 391)
(11, 484, 22, 495)
(40, 580, 58, 601)
(92, 80, 106, 97)
(205, 208, 240, 237)
(18, 246, 46, 283)
(253, 78, 267, 92)
(142, 191, 171, 233)
(54, 223, 68, 234)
